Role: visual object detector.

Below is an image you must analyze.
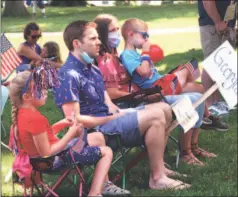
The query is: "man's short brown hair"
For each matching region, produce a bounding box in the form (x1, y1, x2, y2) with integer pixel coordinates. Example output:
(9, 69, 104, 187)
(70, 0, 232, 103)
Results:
(121, 18, 148, 41)
(63, 20, 97, 51)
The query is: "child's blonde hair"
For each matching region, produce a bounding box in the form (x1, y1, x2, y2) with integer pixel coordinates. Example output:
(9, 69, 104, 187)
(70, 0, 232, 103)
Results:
(121, 18, 148, 41)
(9, 71, 31, 130)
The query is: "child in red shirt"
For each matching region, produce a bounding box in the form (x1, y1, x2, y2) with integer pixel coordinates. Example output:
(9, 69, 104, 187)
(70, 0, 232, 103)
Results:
(9, 64, 114, 196)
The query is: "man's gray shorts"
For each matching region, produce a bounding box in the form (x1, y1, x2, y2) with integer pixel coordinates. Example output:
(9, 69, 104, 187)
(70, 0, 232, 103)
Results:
(96, 111, 143, 150)
(200, 25, 236, 58)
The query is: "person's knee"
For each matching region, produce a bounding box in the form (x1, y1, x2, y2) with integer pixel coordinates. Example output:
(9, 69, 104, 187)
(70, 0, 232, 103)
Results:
(100, 146, 113, 159)
(149, 108, 167, 128)
(160, 102, 172, 120)
(88, 132, 106, 146)
(96, 132, 106, 143)
(197, 84, 205, 93)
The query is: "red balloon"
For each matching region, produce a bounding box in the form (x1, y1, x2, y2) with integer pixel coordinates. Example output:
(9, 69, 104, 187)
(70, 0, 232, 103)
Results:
(149, 44, 164, 63)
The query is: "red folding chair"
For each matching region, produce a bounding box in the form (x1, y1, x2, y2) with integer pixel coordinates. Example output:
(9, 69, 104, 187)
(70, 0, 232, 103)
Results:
(9, 127, 88, 197)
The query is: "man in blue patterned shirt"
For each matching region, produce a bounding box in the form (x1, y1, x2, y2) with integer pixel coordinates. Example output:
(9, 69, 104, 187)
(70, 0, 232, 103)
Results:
(54, 20, 190, 191)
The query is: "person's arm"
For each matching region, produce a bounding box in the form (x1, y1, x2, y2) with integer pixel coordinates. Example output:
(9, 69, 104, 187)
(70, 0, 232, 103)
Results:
(17, 44, 42, 61)
(135, 41, 152, 78)
(33, 122, 82, 157)
(107, 88, 130, 99)
(135, 57, 152, 78)
(51, 118, 74, 134)
(104, 91, 121, 114)
(62, 101, 121, 129)
(202, 0, 227, 32)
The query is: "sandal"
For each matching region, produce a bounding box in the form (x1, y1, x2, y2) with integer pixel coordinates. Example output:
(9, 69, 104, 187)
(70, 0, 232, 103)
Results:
(102, 181, 131, 196)
(167, 171, 188, 179)
(153, 180, 191, 190)
(191, 143, 217, 158)
(181, 149, 205, 166)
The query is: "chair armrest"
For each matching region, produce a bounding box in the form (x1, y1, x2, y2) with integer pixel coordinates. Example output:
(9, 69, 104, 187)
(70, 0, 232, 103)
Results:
(112, 85, 163, 105)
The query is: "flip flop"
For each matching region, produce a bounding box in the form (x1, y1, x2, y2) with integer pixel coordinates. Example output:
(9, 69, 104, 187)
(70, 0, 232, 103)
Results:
(167, 171, 188, 179)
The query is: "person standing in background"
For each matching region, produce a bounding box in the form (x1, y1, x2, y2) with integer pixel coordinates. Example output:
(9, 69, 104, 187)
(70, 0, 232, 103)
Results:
(26, 0, 47, 18)
(198, 0, 236, 109)
(198, 0, 237, 130)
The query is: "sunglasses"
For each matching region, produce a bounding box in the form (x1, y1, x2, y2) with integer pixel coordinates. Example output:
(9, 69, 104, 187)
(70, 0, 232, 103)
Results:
(31, 34, 42, 39)
(134, 30, 149, 39)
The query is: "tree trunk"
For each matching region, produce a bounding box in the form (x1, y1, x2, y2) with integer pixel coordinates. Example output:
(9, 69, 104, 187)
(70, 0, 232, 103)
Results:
(2, 0, 29, 17)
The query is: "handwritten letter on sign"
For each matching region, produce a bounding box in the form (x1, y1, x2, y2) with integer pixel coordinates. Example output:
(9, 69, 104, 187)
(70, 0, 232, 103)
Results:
(171, 96, 199, 133)
(201, 41, 237, 109)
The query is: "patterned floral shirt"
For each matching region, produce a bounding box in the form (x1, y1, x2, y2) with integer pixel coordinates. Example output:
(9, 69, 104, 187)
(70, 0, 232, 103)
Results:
(54, 53, 110, 117)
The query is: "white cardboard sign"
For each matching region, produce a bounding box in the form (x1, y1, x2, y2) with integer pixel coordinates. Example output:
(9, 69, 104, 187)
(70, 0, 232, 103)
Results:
(201, 41, 237, 109)
(171, 96, 199, 133)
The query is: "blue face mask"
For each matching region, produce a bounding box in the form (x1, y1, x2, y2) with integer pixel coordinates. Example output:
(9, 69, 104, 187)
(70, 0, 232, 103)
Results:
(80, 52, 94, 64)
(108, 31, 121, 48)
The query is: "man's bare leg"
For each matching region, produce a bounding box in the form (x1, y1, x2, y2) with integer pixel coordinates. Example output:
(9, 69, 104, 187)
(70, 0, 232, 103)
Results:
(137, 108, 189, 189)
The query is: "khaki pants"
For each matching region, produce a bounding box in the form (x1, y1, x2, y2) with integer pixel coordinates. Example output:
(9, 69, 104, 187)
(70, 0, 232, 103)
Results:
(200, 25, 236, 58)
(199, 25, 236, 106)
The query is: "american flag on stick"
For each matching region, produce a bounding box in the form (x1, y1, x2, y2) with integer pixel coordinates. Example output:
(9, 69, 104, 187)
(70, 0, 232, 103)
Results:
(184, 58, 200, 80)
(1, 34, 22, 79)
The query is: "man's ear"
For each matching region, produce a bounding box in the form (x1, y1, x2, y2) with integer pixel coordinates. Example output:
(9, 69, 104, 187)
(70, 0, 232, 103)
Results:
(72, 39, 81, 49)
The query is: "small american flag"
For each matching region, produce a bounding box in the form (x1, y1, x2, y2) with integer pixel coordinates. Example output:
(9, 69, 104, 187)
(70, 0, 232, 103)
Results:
(184, 58, 200, 80)
(1, 34, 22, 79)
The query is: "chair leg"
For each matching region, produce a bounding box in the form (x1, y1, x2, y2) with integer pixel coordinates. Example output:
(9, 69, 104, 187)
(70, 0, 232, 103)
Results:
(1, 122, 7, 138)
(74, 165, 87, 197)
(12, 181, 15, 196)
(23, 184, 27, 197)
(1, 141, 11, 151)
(112, 150, 147, 185)
(45, 168, 71, 197)
(122, 149, 126, 189)
(168, 135, 180, 168)
(30, 185, 34, 197)
(176, 150, 180, 169)
(40, 181, 59, 197)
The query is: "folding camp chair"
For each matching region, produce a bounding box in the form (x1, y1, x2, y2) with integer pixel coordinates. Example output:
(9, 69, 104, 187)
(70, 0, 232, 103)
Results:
(10, 136, 87, 197)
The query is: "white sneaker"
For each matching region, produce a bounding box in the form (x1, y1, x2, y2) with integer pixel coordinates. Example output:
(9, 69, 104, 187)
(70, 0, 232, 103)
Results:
(102, 181, 131, 196)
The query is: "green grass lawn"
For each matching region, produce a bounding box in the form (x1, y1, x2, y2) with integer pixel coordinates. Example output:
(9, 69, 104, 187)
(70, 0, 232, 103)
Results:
(1, 38, 237, 196)
(2, 3, 199, 33)
(1, 3, 237, 196)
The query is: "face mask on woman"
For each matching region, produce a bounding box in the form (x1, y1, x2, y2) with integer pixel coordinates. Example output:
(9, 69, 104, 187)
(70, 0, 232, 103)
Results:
(108, 31, 121, 48)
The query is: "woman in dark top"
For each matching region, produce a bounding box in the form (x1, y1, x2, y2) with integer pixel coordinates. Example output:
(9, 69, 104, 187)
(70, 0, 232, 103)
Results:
(17, 22, 61, 70)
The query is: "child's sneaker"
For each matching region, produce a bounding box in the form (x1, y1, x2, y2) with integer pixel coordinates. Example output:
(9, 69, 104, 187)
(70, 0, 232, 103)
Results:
(102, 181, 131, 196)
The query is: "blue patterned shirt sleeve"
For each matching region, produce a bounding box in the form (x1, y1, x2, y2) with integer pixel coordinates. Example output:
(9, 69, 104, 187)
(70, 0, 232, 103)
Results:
(54, 69, 81, 108)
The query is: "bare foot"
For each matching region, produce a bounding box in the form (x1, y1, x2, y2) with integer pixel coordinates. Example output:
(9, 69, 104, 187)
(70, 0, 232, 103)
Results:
(149, 175, 190, 190)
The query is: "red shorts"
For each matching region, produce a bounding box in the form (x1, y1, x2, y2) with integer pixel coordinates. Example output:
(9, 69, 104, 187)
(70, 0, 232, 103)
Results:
(152, 73, 182, 95)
